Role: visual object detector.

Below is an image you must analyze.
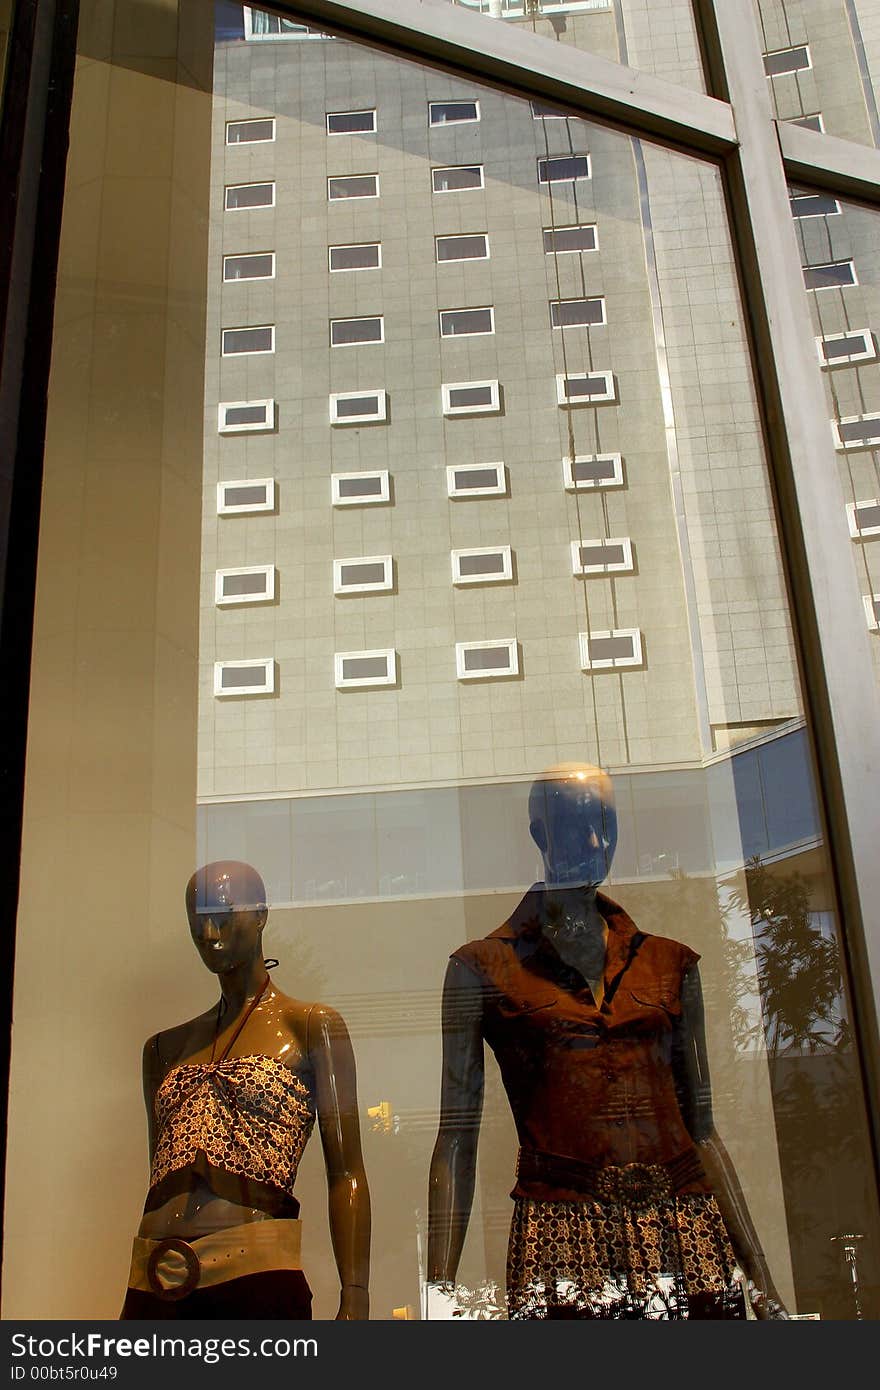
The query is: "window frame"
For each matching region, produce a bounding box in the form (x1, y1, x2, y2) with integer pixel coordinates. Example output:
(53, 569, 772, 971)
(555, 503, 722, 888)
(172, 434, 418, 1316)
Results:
(431, 164, 485, 193)
(331, 470, 391, 507)
(816, 330, 877, 368)
(864, 594, 880, 632)
(549, 296, 606, 329)
(446, 462, 507, 499)
(217, 400, 275, 434)
(441, 380, 501, 416)
(578, 628, 644, 671)
(763, 45, 813, 77)
(216, 478, 276, 516)
(214, 565, 276, 607)
(555, 371, 616, 406)
(329, 389, 388, 425)
(847, 500, 880, 540)
(435, 233, 490, 263)
(438, 306, 495, 339)
(332, 554, 394, 595)
(213, 659, 276, 697)
(327, 173, 380, 201)
(570, 537, 634, 576)
(224, 181, 276, 211)
(562, 453, 624, 491)
(222, 251, 276, 283)
(429, 99, 480, 126)
(803, 260, 858, 291)
(225, 117, 276, 145)
(543, 223, 599, 255)
(451, 545, 513, 586)
(832, 415, 880, 451)
(537, 153, 591, 184)
(334, 648, 398, 689)
(329, 316, 385, 347)
(326, 109, 377, 135)
(328, 242, 382, 272)
(455, 638, 519, 681)
(220, 324, 275, 357)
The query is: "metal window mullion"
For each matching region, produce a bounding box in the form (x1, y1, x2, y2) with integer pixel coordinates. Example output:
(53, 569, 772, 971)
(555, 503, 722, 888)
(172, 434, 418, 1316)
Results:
(696, 0, 880, 1156)
(269, 0, 737, 155)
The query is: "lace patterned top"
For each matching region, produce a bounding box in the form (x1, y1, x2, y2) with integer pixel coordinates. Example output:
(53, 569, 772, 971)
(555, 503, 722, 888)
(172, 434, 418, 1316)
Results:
(149, 1055, 315, 1202)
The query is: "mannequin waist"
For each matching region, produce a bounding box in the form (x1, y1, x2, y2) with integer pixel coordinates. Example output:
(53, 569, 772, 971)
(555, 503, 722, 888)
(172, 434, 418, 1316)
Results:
(139, 1174, 289, 1239)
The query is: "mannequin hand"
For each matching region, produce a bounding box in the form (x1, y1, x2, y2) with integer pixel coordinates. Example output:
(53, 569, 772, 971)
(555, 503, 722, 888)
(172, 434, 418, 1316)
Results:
(746, 1277, 789, 1320)
(336, 1285, 369, 1320)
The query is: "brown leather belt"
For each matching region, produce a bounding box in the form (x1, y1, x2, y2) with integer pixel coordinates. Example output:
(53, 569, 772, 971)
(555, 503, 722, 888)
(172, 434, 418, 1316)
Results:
(127, 1218, 302, 1301)
(516, 1147, 707, 1206)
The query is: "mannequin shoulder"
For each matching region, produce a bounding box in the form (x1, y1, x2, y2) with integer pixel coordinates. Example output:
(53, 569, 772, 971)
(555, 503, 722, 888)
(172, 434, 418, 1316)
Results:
(144, 1007, 217, 1071)
(276, 994, 354, 1048)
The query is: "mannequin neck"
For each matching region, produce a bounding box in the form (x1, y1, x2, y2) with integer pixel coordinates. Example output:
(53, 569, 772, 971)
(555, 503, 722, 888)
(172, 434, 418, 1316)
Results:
(216, 956, 270, 1016)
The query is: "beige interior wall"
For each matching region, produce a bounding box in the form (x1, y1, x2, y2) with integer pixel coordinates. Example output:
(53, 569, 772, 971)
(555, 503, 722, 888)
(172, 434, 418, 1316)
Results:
(1, 0, 214, 1320)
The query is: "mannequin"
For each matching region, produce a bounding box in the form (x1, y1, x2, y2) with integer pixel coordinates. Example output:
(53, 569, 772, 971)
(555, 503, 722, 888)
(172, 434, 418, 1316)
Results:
(428, 765, 786, 1319)
(121, 861, 370, 1319)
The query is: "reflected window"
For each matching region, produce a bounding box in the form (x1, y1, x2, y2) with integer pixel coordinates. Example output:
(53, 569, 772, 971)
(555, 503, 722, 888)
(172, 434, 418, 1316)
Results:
(432, 165, 484, 192)
(225, 181, 275, 210)
(570, 538, 634, 575)
(442, 380, 501, 415)
(764, 46, 812, 76)
(563, 454, 624, 490)
(215, 566, 276, 606)
(328, 174, 379, 200)
(833, 415, 880, 450)
(846, 500, 880, 539)
(538, 154, 590, 183)
(803, 261, 857, 290)
(331, 471, 390, 506)
(550, 297, 605, 328)
(213, 659, 275, 696)
(223, 252, 275, 281)
(221, 325, 274, 356)
(429, 101, 479, 126)
(436, 234, 489, 262)
(326, 110, 376, 134)
(455, 639, 519, 680)
(330, 390, 388, 424)
(333, 556, 393, 595)
(446, 462, 507, 498)
(334, 649, 397, 688)
(543, 224, 598, 254)
(226, 117, 275, 144)
(451, 546, 513, 585)
(556, 371, 615, 405)
(439, 307, 494, 338)
(217, 400, 275, 433)
(816, 331, 877, 368)
(329, 242, 381, 272)
(578, 629, 643, 670)
(330, 317, 384, 347)
(216, 479, 275, 516)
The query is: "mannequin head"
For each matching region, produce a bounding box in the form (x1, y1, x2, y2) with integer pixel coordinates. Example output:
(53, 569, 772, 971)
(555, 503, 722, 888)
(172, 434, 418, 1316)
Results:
(185, 860, 268, 976)
(528, 763, 617, 891)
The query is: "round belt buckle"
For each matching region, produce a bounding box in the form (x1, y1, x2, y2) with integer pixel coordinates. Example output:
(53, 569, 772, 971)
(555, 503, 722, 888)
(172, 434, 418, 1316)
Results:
(146, 1237, 201, 1301)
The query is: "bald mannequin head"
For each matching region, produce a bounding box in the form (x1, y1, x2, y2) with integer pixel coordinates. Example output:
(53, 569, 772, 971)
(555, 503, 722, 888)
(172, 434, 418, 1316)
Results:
(185, 861, 268, 976)
(528, 763, 617, 891)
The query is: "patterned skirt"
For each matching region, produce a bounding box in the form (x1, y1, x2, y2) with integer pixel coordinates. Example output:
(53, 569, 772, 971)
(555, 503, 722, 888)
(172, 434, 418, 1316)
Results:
(506, 1194, 745, 1320)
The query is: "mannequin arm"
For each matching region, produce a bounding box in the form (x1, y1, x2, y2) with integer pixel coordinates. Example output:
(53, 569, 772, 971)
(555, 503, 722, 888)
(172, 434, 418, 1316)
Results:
(674, 967, 787, 1317)
(427, 959, 485, 1286)
(308, 1005, 371, 1320)
(141, 1034, 164, 1163)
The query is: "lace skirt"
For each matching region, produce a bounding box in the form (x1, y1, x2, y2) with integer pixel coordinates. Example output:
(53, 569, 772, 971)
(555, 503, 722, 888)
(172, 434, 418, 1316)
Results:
(506, 1194, 745, 1320)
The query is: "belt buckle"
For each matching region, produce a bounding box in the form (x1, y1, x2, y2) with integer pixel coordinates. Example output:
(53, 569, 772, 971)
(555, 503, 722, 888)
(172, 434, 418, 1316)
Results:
(146, 1237, 201, 1301)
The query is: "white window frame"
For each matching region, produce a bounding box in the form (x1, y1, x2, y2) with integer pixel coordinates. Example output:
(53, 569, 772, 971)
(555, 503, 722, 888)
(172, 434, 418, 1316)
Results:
(429, 99, 480, 126)
(537, 153, 591, 184)
(221, 324, 275, 357)
(327, 174, 380, 200)
(791, 112, 825, 132)
(329, 390, 388, 425)
(216, 478, 275, 516)
(804, 260, 858, 291)
(763, 45, 812, 76)
(213, 659, 275, 697)
(222, 251, 276, 282)
(331, 470, 391, 506)
(556, 371, 616, 406)
(441, 380, 501, 416)
(439, 306, 495, 338)
(570, 537, 634, 576)
(789, 192, 841, 219)
(847, 500, 880, 539)
(864, 594, 880, 631)
(550, 297, 606, 329)
(225, 117, 276, 145)
(214, 565, 276, 606)
(326, 109, 377, 135)
(224, 181, 276, 211)
(217, 399, 275, 434)
(543, 223, 599, 255)
(451, 545, 513, 585)
(431, 165, 485, 193)
(832, 414, 880, 451)
(328, 242, 382, 272)
(455, 638, 519, 681)
(333, 554, 393, 595)
(330, 316, 385, 347)
(578, 628, 644, 671)
(435, 233, 490, 263)
(334, 648, 398, 689)
(446, 462, 507, 499)
(563, 453, 624, 490)
(816, 330, 877, 368)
